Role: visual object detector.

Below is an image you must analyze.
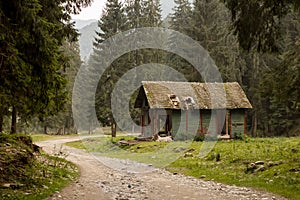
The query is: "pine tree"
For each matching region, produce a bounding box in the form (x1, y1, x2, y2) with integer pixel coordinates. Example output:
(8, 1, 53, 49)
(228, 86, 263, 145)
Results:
(0, 0, 92, 133)
(192, 0, 246, 82)
(167, 0, 196, 81)
(125, 0, 163, 66)
(261, 12, 300, 136)
(92, 0, 127, 136)
(223, 0, 300, 52)
(40, 41, 82, 134)
(170, 0, 192, 34)
(142, 0, 162, 27)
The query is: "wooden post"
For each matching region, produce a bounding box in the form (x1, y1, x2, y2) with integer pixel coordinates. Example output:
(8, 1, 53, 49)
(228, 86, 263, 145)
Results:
(141, 115, 144, 136)
(186, 110, 188, 137)
(200, 111, 203, 133)
(0, 114, 3, 133)
(215, 110, 219, 136)
(244, 110, 247, 137)
(169, 110, 172, 135)
(150, 110, 154, 137)
(11, 106, 17, 134)
(111, 122, 116, 137)
(230, 111, 232, 138)
(153, 110, 157, 137)
(226, 110, 229, 136)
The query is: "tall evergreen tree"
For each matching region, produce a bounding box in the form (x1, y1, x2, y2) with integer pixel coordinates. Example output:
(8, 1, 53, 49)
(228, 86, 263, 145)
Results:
(125, 0, 163, 66)
(125, 0, 143, 29)
(140, 0, 164, 64)
(92, 0, 127, 136)
(142, 0, 162, 27)
(168, 0, 196, 81)
(261, 12, 300, 136)
(223, 0, 300, 52)
(40, 40, 82, 134)
(169, 0, 244, 82)
(222, 0, 300, 136)
(170, 0, 192, 34)
(0, 0, 92, 133)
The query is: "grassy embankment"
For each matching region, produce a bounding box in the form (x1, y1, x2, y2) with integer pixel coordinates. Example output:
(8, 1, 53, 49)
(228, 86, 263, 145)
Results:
(0, 133, 79, 200)
(66, 136, 300, 200)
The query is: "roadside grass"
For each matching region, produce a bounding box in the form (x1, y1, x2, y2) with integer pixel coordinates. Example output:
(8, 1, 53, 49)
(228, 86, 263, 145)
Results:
(0, 133, 79, 200)
(167, 137, 300, 200)
(66, 136, 300, 199)
(31, 134, 78, 142)
(31, 134, 61, 142)
(66, 136, 192, 167)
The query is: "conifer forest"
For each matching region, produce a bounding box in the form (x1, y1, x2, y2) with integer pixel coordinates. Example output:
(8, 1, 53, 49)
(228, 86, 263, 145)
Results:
(0, 0, 299, 137)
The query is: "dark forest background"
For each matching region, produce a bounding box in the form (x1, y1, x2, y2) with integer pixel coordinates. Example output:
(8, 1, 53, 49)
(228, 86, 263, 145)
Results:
(1, 0, 299, 137)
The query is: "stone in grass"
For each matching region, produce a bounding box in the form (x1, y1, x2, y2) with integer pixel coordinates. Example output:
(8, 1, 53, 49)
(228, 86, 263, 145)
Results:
(247, 163, 256, 170)
(5, 143, 11, 147)
(185, 148, 196, 153)
(291, 148, 298, 153)
(255, 161, 264, 165)
(267, 161, 275, 167)
(289, 167, 300, 172)
(184, 152, 193, 158)
(254, 165, 265, 172)
(1, 183, 10, 188)
(200, 175, 206, 179)
(43, 185, 49, 189)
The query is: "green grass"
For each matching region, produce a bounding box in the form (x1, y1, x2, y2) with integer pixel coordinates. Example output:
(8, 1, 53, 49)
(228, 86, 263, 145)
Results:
(66, 136, 192, 167)
(66, 136, 300, 199)
(0, 133, 79, 200)
(167, 137, 300, 200)
(31, 134, 78, 142)
(31, 134, 60, 142)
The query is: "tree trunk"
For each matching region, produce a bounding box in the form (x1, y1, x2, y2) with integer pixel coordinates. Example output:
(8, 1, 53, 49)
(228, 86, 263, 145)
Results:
(111, 122, 116, 137)
(0, 114, 3, 133)
(44, 125, 48, 134)
(88, 124, 91, 134)
(251, 111, 257, 137)
(11, 106, 17, 134)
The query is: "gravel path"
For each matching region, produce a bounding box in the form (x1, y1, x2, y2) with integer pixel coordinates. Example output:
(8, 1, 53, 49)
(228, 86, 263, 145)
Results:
(36, 136, 288, 200)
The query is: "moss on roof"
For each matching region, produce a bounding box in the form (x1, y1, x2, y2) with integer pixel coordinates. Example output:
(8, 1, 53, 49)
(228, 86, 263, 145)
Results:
(135, 81, 252, 110)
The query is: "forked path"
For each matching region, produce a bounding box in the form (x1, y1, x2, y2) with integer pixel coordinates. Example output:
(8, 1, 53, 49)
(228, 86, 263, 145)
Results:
(37, 137, 287, 200)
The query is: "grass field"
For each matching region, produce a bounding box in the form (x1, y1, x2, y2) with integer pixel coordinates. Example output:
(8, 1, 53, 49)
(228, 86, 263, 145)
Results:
(0, 133, 79, 200)
(31, 134, 79, 142)
(66, 136, 300, 200)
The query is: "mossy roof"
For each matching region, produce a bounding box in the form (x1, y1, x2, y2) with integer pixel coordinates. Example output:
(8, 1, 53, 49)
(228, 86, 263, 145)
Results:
(135, 81, 252, 110)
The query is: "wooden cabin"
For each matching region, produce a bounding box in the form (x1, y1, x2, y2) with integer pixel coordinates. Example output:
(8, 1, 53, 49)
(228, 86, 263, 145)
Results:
(134, 81, 252, 140)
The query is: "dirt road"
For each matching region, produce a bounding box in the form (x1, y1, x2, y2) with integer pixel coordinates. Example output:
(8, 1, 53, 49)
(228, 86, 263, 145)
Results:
(36, 136, 287, 200)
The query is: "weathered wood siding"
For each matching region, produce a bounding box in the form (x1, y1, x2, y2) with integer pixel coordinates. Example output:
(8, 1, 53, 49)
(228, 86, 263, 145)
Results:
(168, 109, 246, 139)
(187, 110, 200, 137)
(171, 110, 200, 140)
(201, 110, 212, 133)
(171, 110, 183, 139)
(230, 109, 245, 137)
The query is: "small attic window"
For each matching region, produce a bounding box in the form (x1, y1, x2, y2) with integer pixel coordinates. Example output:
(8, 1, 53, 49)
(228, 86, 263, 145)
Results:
(168, 94, 180, 107)
(183, 97, 196, 109)
(169, 94, 176, 99)
(184, 97, 195, 104)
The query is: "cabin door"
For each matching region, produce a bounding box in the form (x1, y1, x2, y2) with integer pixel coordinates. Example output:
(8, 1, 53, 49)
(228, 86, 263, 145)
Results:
(215, 109, 227, 136)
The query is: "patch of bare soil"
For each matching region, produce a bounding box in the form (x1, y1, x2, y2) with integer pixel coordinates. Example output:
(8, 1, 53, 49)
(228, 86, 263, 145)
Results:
(37, 137, 287, 200)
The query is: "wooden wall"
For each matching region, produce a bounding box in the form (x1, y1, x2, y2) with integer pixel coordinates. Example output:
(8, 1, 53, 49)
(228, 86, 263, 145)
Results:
(141, 108, 247, 139)
(230, 109, 246, 137)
